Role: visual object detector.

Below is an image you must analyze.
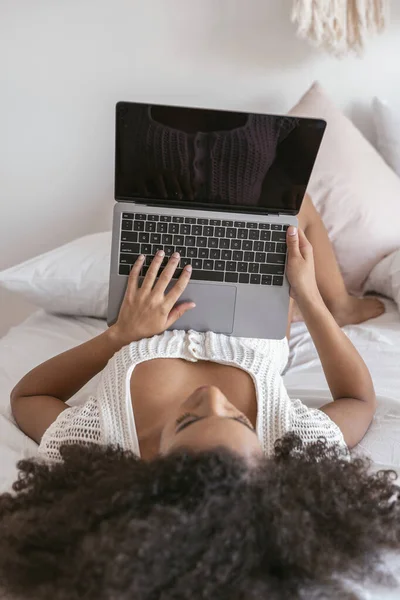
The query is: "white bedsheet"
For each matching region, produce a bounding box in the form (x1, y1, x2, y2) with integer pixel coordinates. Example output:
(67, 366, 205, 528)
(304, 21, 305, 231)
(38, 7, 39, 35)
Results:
(1, 302, 400, 598)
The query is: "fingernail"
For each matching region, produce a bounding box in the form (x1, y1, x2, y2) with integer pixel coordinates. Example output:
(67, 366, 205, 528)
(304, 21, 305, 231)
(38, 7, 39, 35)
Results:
(172, 252, 180, 259)
(138, 254, 145, 261)
(288, 226, 297, 236)
(185, 265, 192, 272)
(157, 250, 165, 257)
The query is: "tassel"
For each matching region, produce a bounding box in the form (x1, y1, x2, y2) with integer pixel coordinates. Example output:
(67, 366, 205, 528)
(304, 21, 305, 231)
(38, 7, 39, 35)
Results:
(291, 0, 390, 57)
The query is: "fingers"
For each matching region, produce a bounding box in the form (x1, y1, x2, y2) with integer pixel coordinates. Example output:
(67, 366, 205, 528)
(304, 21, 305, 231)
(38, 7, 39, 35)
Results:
(153, 251, 181, 294)
(297, 227, 313, 258)
(164, 263, 193, 309)
(166, 301, 196, 329)
(140, 250, 165, 291)
(286, 226, 313, 260)
(126, 254, 145, 299)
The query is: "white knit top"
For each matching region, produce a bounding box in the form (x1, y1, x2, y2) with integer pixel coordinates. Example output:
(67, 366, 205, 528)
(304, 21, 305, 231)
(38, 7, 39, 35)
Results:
(37, 330, 348, 462)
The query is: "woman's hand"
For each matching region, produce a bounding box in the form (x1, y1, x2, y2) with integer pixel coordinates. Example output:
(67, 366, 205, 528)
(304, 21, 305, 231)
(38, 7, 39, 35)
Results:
(109, 251, 195, 347)
(285, 226, 320, 303)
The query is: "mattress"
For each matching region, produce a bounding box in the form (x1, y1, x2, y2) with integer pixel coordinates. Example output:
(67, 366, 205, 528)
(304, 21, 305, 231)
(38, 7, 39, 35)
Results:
(1, 302, 400, 597)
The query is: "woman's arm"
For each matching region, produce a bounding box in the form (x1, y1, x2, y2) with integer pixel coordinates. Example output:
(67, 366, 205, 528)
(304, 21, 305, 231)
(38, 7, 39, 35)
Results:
(11, 250, 195, 444)
(286, 227, 376, 449)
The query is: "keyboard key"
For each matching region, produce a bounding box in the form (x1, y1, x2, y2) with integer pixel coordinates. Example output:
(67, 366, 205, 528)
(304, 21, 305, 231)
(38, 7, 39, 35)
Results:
(150, 233, 161, 244)
(191, 270, 224, 282)
(276, 242, 287, 253)
(120, 242, 140, 254)
(261, 275, 272, 285)
(222, 220, 233, 226)
(122, 219, 133, 231)
(271, 231, 286, 242)
(255, 252, 266, 263)
(192, 259, 202, 270)
(244, 251, 255, 262)
(232, 251, 243, 261)
(215, 227, 225, 237)
(260, 230, 271, 241)
(238, 262, 247, 273)
(171, 269, 183, 279)
(160, 215, 172, 222)
(221, 250, 232, 261)
(249, 230, 260, 240)
(273, 276, 284, 286)
(139, 232, 149, 243)
(226, 228, 237, 239)
(242, 240, 252, 250)
(162, 234, 173, 245)
(253, 241, 264, 252)
(210, 219, 221, 226)
(203, 226, 214, 237)
(173, 216, 184, 223)
(219, 238, 230, 249)
(157, 222, 168, 233)
(210, 249, 221, 259)
(265, 242, 275, 252)
(140, 244, 152, 254)
(164, 246, 174, 256)
(144, 255, 152, 266)
(250, 274, 261, 284)
(119, 264, 131, 275)
(180, 258, 191, 268)
(175, 246, 186, 257)
(249, 263, 259, 273)
(122, 213, 134, 220)
(133, 221, 145, 231)
(121, 231, 138, 243)
(267, 253, 286, 265)
(185, 217, 196, 224)
(283, 225, 290, 231)
(204, 259, 214, 270)
(246, 222, 257, 229)
(152, 245, 164, 254)
(271, 224, 282, 230)
(145, 221, 157, 232)
(197, 218, 209, 225)
(225, 272, 239, 283)
(239, 273, 250, 284)
(120, 253, 136, 264)
(173, 235, 184, 246)
(260, 264, 285, 275)
(199, 248, 209, 259)
(209, 238, 219, 248)
(187, 247, 198, 258)
(169, 223, 180, 234)
(147, 214, 159, 221)
(259, 223, 270, 230)
(238, 229, 248, 240)
(180, 224, 191, 235)
(186, 236, 196, 247)
(192, 225, 203, 236)
(226, 261, 237, 272)
(231, 239, 241, 250)
(197, 237, 207, 247)
(234, 221, 246, 227)
(215, 260, 225, 271)
(135, 214, 146, 220)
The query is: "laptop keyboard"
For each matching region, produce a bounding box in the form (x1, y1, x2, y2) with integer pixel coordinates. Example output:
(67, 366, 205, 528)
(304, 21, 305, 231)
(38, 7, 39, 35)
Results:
(118, 213, 289, 286)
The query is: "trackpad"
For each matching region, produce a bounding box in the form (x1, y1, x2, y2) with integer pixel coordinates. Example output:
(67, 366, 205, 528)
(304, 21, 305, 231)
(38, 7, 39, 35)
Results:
(170, 284, 236, 334)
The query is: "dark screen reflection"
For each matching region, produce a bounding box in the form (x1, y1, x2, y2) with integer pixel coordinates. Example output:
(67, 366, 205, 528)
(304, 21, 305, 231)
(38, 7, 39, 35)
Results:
(115, 102, 326, 214)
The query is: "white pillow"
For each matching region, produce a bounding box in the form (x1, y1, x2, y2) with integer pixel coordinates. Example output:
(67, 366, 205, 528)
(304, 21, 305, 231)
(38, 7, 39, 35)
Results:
(364, 248, 400, 312)
(0, 232, 111, 318)
(373, 97, 400, 176)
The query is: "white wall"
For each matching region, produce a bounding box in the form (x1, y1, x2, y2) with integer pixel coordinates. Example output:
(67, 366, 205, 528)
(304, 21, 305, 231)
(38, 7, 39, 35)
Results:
(1, 0, 400, 336)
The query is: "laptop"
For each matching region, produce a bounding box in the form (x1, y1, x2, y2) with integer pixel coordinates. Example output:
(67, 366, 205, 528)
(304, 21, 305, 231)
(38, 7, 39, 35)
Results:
(107, 102, 326, 339)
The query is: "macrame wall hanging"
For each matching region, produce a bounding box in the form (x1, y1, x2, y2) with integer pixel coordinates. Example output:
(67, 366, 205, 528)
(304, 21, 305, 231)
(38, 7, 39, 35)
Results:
(291, 0, 390, 57)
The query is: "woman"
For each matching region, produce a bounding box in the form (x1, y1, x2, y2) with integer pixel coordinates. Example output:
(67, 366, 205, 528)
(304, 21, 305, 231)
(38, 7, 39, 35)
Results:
(2, 196, 399, 600)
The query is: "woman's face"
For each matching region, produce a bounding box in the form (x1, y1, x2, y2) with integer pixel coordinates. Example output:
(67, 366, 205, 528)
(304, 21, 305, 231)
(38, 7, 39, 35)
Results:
(159, 385, 263, 462)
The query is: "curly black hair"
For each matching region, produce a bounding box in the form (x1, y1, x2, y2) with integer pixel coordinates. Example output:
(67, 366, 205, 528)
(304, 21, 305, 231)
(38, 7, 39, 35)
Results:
(0, 433, 400, 600)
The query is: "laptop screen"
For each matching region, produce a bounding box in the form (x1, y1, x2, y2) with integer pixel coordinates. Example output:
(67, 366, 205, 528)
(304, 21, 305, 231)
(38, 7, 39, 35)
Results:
(115, 102, 326, 215)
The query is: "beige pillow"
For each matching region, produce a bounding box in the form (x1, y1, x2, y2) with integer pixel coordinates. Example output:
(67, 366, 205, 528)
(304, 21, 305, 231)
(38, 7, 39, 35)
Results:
(289, 82, 400, 296)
